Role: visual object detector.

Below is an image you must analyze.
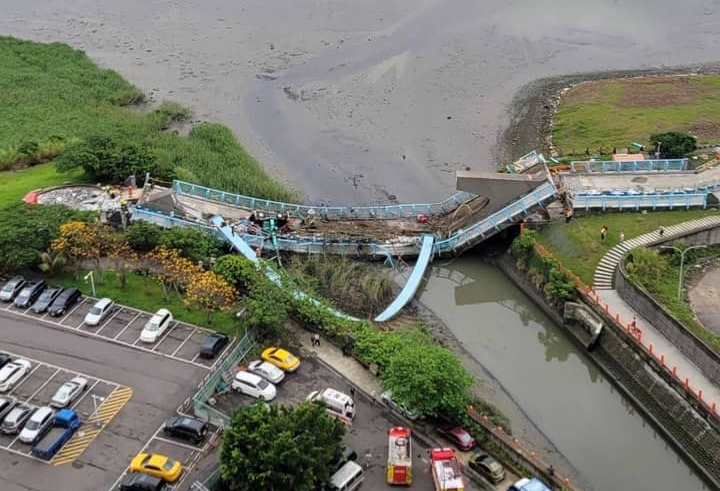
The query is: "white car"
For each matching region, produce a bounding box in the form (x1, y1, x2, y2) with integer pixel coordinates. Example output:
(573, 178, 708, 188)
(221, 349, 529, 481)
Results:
(18, 406, 55, 444)
(0, 359, 32, 392)
(231, 370, 276, 401)
(247, 360, 285, 384)
(50, 376, 89, 408)
(140, 309, 173, 343)
(84, 297, 114, 326)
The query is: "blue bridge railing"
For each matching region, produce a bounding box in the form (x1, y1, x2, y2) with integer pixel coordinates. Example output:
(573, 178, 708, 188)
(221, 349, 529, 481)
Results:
(570, 159, 688, 174)
(173, 180, 476, 220)
(571, 193, 707, 210)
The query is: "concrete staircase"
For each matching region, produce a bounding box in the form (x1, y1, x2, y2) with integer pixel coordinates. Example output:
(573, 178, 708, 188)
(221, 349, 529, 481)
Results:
(592, 215, 720, 290)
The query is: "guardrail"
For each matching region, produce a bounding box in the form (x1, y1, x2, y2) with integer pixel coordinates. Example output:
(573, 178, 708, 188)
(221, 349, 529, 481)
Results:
(174, 180, 476, 220)
(570, 159, 688, 173)
(571, 193, 707, 210)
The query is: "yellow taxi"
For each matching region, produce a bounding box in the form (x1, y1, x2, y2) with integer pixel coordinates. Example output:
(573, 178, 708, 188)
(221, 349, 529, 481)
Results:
(261, 347, 301, 372)
(130, 452, 183, 483)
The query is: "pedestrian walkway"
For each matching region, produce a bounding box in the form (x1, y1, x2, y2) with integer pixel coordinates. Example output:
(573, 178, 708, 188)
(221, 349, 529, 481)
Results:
(598, 290, 720, 409)
(592, 215, 720, 289)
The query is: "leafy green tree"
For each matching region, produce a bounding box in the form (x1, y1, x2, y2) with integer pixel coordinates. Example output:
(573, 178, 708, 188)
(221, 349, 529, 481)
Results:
(383, 341, 473, 420)
(649, 132, 697, 158)
(220, 402, 345, 491)
(244, 276, 290, 336)
(213, 254, 260, 291)
(158, 226, 226, 263)
(125, 221, 164, 252)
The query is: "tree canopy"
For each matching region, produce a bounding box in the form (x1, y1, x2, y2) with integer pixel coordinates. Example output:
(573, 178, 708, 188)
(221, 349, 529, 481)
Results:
(649, 132, 697, 159)
(220, 402, 345, 491)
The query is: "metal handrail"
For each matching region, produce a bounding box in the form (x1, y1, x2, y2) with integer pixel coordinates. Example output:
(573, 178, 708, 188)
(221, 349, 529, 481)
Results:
(570, 159, 688, 173)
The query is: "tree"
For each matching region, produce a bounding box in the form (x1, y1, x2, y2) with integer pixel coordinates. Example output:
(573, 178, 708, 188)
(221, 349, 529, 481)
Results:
(148, 247, 203, 295)
(213, 254, 260, 291)
(51, 221, 105, 271)
(626, 247, 669, 284)
(38, 250, 66, 276)
(649, 132, 697, 158)
(125, 221, 163, 252)
(184, 271, 237, 322)
(106, 233, 138, 288)
(220, 402, 345, 491)
(158, 226, 226, 263)
(382, 342, 473, 420)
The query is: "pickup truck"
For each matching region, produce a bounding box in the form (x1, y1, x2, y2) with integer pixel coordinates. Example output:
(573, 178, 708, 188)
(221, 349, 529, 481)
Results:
(32, 409, 81, 460)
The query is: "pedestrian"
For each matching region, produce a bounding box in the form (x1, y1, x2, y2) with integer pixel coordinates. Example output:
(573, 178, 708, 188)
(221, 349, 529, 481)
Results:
(619, 231, 625, 242)
(349, 386, 356, 399)
(631, 315, 637, 328)
(659, 225, 665, 237)
(564, 208, 573, 224)
(600, 225, 608, 241)
(312, 333, 321, 347)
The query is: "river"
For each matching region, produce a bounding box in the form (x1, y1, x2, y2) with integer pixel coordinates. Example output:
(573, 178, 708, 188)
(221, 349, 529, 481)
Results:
(418, 256, 707, 491)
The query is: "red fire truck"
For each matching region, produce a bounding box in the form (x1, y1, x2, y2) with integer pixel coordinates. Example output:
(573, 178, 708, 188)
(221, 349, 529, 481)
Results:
(431, 448, 465, 491)
(387, 427, 413, 486)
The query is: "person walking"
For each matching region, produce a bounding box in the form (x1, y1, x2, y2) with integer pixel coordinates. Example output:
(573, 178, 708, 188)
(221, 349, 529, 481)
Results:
(312, 333, 321, 347)
(349, 386, 356, 399)
(600, 225, 608, 242)
(619, 231, 625, 242)
(659, 225, 665, 237)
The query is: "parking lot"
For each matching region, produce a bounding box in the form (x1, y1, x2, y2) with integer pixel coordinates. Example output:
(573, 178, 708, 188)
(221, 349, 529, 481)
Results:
(212, 356, 440, 491)
(0, 308, 209, 491)
(2, 296, 233, 369)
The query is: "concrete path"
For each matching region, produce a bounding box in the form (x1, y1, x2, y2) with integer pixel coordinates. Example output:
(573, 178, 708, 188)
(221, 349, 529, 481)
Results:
(689, 264, 720, 337)
(598, 289, 720, 409)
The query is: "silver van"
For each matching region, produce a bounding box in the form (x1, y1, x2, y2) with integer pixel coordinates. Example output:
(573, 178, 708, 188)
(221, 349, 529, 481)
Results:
(328, 460, 364, 491)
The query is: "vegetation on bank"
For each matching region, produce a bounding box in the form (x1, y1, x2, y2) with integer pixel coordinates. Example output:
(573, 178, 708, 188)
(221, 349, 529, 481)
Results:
(0, 36, 293, 201)
(626, 246, 720, 353)
(535, 210, 717, 284)
(0, 164, 85, 210)
(553, 75, 720, 156)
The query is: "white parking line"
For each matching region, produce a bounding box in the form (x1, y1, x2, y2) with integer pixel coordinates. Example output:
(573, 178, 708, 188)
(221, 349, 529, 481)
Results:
(59, 298, 88, 324)
(171, 327, 196, 357)
(6, 364, 42, 398)
(9, 368, 62, 447)
(152, 435, 205, 452)
(96, 308, 123, 335)
(151, 322, 178, 351)
(70, 379, 101, 411)
(113, 315, 139, 341)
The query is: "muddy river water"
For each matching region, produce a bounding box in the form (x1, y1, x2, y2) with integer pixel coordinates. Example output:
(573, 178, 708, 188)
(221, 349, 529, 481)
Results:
(3, 1, 719, 489)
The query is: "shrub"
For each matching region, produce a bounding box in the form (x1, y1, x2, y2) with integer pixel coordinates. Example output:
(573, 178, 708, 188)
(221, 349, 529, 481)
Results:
(626, 247, 669, 283)
(649, 132, 697, 158)
(125, 221, 164, 252)
(157, 226, 227, 264)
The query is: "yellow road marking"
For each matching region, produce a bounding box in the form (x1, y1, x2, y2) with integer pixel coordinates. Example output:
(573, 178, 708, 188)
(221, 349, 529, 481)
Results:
(52, 386, 133, 466)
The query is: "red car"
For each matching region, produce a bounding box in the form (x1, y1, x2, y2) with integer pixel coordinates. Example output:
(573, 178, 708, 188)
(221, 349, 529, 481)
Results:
(438, 425, 477, 452)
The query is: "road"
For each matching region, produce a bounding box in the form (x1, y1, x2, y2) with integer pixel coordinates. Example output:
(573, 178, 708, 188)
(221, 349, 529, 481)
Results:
(0, 310, 207, 491)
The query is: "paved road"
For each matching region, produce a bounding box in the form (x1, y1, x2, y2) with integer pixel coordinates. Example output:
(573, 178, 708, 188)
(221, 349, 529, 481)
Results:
(0, 310, 207, 491)
(689, 264, 720, 336)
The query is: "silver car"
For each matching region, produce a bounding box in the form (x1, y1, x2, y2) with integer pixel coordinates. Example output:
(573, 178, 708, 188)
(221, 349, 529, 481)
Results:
(50, 376, 89, 408)
(0, 359, 32, 392)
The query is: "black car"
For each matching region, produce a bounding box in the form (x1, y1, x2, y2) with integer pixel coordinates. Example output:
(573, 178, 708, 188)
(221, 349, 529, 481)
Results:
(31, 287, 63, 314)
(48, 288, 81, 317)
(0, 276, 26, 302)
(163, 415, 208, 444)
(13, 280, 47, 309)
(0, 353, 11, 369)
(199, 333, 229, 359)
(119, 473, 165, 491)
(0, 396, 16, 422)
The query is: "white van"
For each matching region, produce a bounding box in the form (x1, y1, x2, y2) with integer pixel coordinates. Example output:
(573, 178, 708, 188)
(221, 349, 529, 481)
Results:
(306, 388, 355, 423)
(232, 370, 277, 401)
(328, 460, 364, 491)
(84, 298, 114, 326)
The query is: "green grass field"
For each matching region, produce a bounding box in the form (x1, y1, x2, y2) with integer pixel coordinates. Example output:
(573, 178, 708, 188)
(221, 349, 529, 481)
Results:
(536, 210, 718, 284)
(0, 36, 293, 201)
(553, 75, 720, 156)
(0, 164, 85, 209)
(55, 271, 244, 335)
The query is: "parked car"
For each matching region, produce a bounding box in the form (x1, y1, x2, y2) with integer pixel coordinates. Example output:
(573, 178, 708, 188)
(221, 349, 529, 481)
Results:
(469, 452, 505, 484)
(0, 276, 26, 302)
(438, 424, 477, 452)
(13, 280, 47, 309)
(0, 359, 32, 392)
(48, 288, 81, 317)
(130, 452, 183, 483)
(163, 416, 208, 444)
(307, 388, 356, 423)
(509, 477, 552, 491)
(50, 376, 89, 408)
(120, 473, 165, 491)
(247, 360, 285, 384)
(19, 406, 55, 444)
(140, 309, 173, 343)
(231, 370, 276, 401)
(84, 297, 114, 326)
(261, 347, 300, 372)
(0, 353, 11, 369)
(380, 390, 420, 421)
(332, 446, 358, 473)
(0, 396, 16, 421)
(199, 333, 229, 359)
(1, 403, 35, 434)
(32, 409, 82, 460)
(31, 287, 63, 314)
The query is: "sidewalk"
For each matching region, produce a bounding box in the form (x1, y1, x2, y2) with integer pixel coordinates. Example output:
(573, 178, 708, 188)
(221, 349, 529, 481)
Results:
(599, 289, 720, 408)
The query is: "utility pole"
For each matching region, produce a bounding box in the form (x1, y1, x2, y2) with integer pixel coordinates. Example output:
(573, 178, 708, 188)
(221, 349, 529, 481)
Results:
(660, 244, 707, 300)
(84, 271, 96, 297)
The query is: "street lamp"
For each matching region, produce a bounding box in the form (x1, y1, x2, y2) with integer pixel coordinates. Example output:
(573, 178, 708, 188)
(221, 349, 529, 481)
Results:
(659, 244, 707, 300)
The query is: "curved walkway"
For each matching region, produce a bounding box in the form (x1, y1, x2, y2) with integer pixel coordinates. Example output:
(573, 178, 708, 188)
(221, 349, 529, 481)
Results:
(590, 215, 720, 414)
(592, 215, 720, 290)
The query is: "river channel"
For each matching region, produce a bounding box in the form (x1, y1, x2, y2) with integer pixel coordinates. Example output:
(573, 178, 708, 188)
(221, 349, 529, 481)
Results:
(418, 256, 707, 491)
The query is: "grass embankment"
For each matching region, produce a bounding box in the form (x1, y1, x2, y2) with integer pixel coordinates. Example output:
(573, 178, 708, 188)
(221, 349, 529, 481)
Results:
(0, 164, 85, 209)
(0, 36, 293, 201)
(536, 210, 717, 284)
(627, 247, 720, 353)
(553, 75, 720, 156)
(55, 271, 242, 335)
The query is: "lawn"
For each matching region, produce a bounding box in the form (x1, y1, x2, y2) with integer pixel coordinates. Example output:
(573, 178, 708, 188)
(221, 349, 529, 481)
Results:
(54, 270, 244, 336)
(0, 36, 293, 201)
(536, 209, 718, 284)
(553, 75, 720, 156)
(0, 163, 84, 209)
